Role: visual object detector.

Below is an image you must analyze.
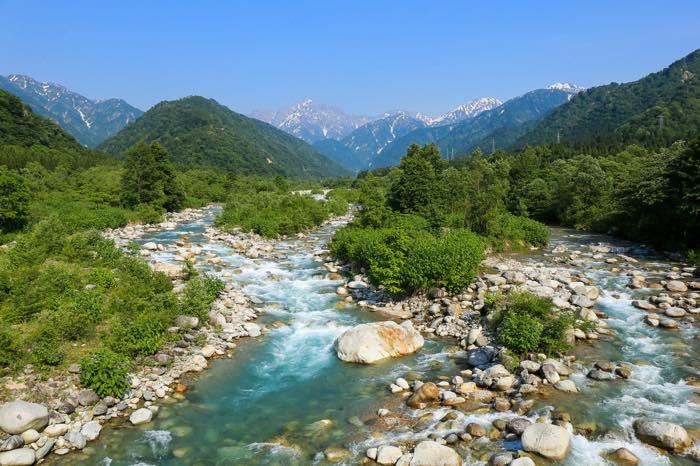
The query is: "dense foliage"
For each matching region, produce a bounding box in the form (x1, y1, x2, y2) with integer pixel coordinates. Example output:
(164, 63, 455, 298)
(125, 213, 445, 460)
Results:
(79, 349, 131, 397)
(489, 292, 575, 356)
(520, 49, 700, 149)
(120, 142, 185, 212)
(99, 96, 348, 177)
(216, 177, 349, 238)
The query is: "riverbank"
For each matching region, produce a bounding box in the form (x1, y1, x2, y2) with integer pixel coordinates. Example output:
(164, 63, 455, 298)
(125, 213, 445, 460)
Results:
(329, 230, 699, 465)
(0, 207, 287, 464)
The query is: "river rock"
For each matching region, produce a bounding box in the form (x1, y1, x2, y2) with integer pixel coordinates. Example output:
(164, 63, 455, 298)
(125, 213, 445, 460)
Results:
(81, 420, 102, 441)
(467, 347, 496, 366)
(335, 321, 424, 364)
(175, 315, 199, 328)
(554, 380, 578, 393)
(665, 280, 687, 292)
(20, 430, 39, 444)
(521, 423, 571, 459)
(65, 431, 86, 449)
(632, 419, 691, 452)
(510, 459, 536, 466)
(323, 447, 350, 462)
(77, 389, 99, 406)
(664, 307, 686, 318)
(243, 322, 261, 337)
(129, 408, 153, 425)
(588, 369, 615, 381)
(0, 448, 36, 466)
(406, 382, 439, 409)
(409, 441, 461, 466)
(541, 363, 560, 384)
(506, 418, 532, 436)
(632, 300, 656, 311)
(43, 423, 69, 437)
(376, 445, 403, 465)
(607, 447, 640, 465)
(0, 436, 22, 452)
(0, 400, 48, 434)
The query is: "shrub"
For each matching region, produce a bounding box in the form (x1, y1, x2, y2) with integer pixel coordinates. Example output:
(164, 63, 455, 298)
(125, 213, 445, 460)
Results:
(31, 327, 64, 367)
(79, 348, 131, 397)
(0, 328, 23, 368)
(108, 314, 166, 357)
(179, 275, 224, 321)
(540, 312, 575, 354)
(484, 212, 550, 248)
(499, 311, 543, 354)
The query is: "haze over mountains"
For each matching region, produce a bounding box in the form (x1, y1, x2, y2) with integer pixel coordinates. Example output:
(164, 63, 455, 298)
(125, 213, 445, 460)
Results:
(0, 74, 142, 147)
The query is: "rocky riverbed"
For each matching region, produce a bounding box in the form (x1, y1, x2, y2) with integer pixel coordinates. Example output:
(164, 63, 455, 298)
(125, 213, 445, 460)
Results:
(1, 210, 698, 465)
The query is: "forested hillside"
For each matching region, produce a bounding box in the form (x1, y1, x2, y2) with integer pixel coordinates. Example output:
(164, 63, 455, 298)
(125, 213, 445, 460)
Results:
(519, 48, 700, 149)
(100, 96, 347, 177)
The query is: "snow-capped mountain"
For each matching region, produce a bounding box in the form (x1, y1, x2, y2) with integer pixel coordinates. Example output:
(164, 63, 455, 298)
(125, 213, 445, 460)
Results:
(430, 97, 503, 126)
(547, 82, 586, 94)
(0, 74, 143, 147)
(250, 99, 373, 144)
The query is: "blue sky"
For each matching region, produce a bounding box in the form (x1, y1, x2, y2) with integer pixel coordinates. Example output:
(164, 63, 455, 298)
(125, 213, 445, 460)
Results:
(1, 0, 698, 116)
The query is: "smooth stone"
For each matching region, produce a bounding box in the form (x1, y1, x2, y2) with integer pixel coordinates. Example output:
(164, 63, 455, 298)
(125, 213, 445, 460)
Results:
(323, 447, 350, 462)
(129, 408, 153, 425)
(20, 430, 39, 444)
(666, 280, 687, 292)
(633, 419, 691, 452)
(521, 423, 572, 460)
(510, 458, 536, 466)
(65, 431, 86, 449)
(81, 420, 102, 441)
(607, 447, 640, 465)
(409, 440, 461, 466)
(0, 436, 23, 452)
(406, 382, 440, 409)
(0, 448, 36, 466)
(0, 401, 49, 434)
(335, 321, 424, 364)
(554, 379, 579, 393)
(77, 389, 99, 407)
(376, 445, 403, 465)
(43, 423, 69, 437)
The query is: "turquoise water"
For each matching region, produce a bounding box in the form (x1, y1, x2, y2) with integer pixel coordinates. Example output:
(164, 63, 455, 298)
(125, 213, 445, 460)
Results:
(53, 210, 462, 465)
(49, 216, 699, 465)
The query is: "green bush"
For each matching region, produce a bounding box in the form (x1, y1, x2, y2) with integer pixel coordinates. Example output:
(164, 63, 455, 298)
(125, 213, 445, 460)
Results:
(331, 225, 484, 295)
(31, 327, 64, 367)
(179, 275, 225, 321)
(107, 314, 167, 357)
(499, 311, 544, 354)
(484, 212, 550, 248)
(495, 292, 574, 356)
(79, 348, 131, 397)
(0, 328, 23, 368)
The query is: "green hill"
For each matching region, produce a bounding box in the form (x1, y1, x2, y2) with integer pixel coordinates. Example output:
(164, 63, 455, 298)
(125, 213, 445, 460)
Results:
(0, 89, 104, 170)
(99, 96, 348, 177)
(519, 49, 700, 148)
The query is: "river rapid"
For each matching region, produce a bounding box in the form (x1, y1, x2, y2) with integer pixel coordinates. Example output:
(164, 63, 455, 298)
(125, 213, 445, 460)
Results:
(49, 210, 698, 466)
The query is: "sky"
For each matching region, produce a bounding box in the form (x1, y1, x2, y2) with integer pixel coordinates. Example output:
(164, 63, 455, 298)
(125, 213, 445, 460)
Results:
(1, 0, 699, 117)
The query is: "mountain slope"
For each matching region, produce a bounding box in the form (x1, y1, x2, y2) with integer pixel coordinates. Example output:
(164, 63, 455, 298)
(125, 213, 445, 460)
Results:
(100, 96, 347, 177)
(373, 88, 576, 167)
(0, 74, 143, 147)
(519, 49, 700, 148)
(250, 99, 373, 143)
(430, 97, 503, 126)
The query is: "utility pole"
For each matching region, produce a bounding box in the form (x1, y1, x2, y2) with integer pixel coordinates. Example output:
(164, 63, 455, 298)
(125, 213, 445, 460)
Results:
(491, 138, 495, 154)
(658, 114, 664, 129)
(556, 130, 561, 144)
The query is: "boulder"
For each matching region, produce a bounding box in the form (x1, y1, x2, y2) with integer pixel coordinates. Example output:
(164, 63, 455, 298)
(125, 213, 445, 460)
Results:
(129, 408, 153, 425)
(510, 459, 536, 466)
(65, 431, 86, 449)
(521, 423, 571, 460)
(409, 441, 461, 466)
(406, 382, 439, 409)
(665, 280, 687, 292)
(0, 436, 22, 452)
(554, 380, 578, 393)
(541, 363, 560, 384)
(632, 419, 691, 452)
(81, 420, 102, 441)
(175, 315, 199, 329)
(0, 400, 48, 434)
(336, 321, 424, 364)
(506, 418, 532, 436)
(467, 347, 496, 367)
(607, 447, 640, 465)
(77, 389, 99, 406)
(376, 445, 403, 465)
(0, 448, 36, 466)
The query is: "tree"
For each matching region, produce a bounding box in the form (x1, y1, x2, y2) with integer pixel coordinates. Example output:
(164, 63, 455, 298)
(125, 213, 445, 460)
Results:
(0, 166, 31, 232)
(120, 142, 185, 211)
(388, 144, 446, 226)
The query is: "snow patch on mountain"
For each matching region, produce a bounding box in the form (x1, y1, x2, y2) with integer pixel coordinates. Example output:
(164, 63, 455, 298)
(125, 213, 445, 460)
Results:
(430, 97, 503, 126)
(547, 82, 586, 93)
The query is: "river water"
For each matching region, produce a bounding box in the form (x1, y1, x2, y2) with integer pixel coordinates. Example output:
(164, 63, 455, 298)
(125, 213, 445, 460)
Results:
(51, 212, 698, 465)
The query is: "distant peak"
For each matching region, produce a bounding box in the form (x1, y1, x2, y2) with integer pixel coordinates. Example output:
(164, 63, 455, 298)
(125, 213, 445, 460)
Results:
(547, 82, 586, 93)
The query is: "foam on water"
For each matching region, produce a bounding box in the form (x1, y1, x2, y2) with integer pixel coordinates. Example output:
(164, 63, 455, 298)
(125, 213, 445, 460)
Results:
(565, 433, 672, 465)
(142, 430, 172, 457)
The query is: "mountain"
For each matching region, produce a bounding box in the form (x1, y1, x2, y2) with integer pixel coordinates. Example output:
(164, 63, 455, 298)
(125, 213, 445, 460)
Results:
(99, 96, 347, 177)
(0, 74, 143, 147)
(519, 50, 700, 148)
(430, 97, 503, 126)
(373, 87, 579, 168)
(250, 99, 373, 143)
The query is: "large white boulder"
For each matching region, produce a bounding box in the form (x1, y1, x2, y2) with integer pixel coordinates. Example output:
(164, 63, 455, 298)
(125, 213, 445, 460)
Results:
(0, 400, 48, 434)
(633, 419, 691, 452)
(409, 441, 461, 466)
(336, 321, 424, 364)
(521, 423, 571, 460)
(129, 408, 153, 425)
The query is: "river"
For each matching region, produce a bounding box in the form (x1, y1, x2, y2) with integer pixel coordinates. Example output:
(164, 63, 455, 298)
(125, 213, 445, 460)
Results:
(49, 211, 698, 465)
